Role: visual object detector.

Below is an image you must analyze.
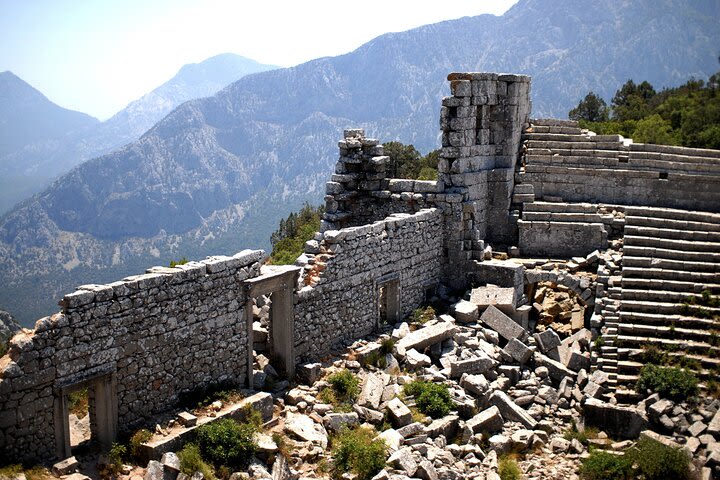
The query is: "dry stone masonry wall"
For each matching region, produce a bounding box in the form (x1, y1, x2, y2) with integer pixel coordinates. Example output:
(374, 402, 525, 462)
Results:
(0, 250, 263, 463)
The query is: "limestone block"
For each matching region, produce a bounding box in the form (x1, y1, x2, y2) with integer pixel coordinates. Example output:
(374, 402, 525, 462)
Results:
(466, 405, 504, 434)
(449, 352, 494, 378)
(144, 461, 164, 480)
(584, 398, 648, 439)
(453, 300, 478, 324)
(396, 321, 457, 352)
(533, 329, 561, 353)
(707, 408, 720, 438)
(489, 390, 537, 429)
(416, 460, 439, 480)
(387, 398, 413, 428)
(405, 348, 431, 369)
(323, 412, 359, 432)
(460, 373, 489, 397)
(358, 372, 389, 409)
(297, 363, 322, 385)
(177, 411, 197, 427)
(534, 352, 575, 382)
(388, 447, 418, 476)
(284, 413, 328, 449)
(502, 338, 533, 364)
(397, 422, 425, 439)
(376, 428, 403, 452)
(53, 456, 79, 476)
(425, 415, 459, 439)
(480, 306, 528, 342)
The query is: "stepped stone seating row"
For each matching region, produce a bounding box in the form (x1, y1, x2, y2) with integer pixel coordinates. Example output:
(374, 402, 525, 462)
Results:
(607, 206, 720, 399)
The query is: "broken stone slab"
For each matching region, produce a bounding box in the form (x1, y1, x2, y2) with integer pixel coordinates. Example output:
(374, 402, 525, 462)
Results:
(376, 428, 403, 452)
(358, 371, 390, 409)
(583, 398, 649, 439)
(502, 338, 532, 364)
(449, 352, 495, 377)
(177, 411, 197, 427)
(466, 406, 504, 435)
(510, 429, 535, 451)
(470, 285, 516, 315)
(144, 460, 164, 480)
(387, 398, 413, 428)
(397, 422, 424, 439)
(416, 459, 439, 480)
(405, 348, 431, 369)
(396, 321, 457, 352)
(297, 362, 322, 385)
(480, 306, 528, 342)
(566, 350, 590, 372)
(53, 456, 79, 476)
(707, 408, 720, 438)
(284, 413, 328, 449)
(533, 329, 561, 353)
(488, 434, 512, 454)
(161, 452, 181, 473)
(425, 415, 460, 439)
(453, 300, 479, 323)
(488, 391, 537, 429)
(534, 352, 575, 382)
(323, 412, 359, 432)
(354, 404, 384, 424)
(388, 447, 418, 477)
(460, 373, 489, 397)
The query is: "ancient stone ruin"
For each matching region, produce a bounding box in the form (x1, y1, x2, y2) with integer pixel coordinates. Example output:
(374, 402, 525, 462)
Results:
(1, 72, 719, 475)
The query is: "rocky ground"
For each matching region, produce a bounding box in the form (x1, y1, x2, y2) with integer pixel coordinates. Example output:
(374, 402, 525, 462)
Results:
(30, 286, 720, 480)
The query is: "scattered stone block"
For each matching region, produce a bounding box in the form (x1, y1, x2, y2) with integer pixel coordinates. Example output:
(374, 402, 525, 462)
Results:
(416, 460, 439, 480)
(376, 428, 403, 452)
(466, 405, 504, 434)
(284, 413, 328, 449)
(502, 338, 532, 364)
(358, 372, 389, 409)
(297, 362, 322, 385)
(387, 398, 413, 427)
(177, 411, 197, 427)
(161, 452, 181, 473)
(388, 447, 418, 477)
(324, 412, 359, 432)
(406, 348, 431, 369)
(584, 398, 648, 439)
(425, 415, 460, 438)
(396, 321, 457, 352)
(488, 391, 537, 429)
(533, 328, 561, 353)
(480, 306, 528, 342)
(534, 352, 575, 382)
(144, 461, 164, 480)
(53, 457, 79, 476)
(453, 300, 479, 323)
(460, 373, 489, 397)
(449, 352, 494, 377)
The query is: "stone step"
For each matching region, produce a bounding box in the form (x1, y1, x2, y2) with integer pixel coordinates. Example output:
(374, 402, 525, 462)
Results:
(622, 256, 719, 273)
(623, 245, 720, 263)
(621, 288, 711, 303)
(525, 124, 583, 135)
(529, 118, 580, 129)
(523, 201, 599, 214)
(620, 277, 720, 294)
(620, 299, 720, 316)
(629, 143, 720, 160)
(622, 266, 719, 283)
(616, 334, 720, 355)
(618, 311, 720, 330)
(625, 215, 720, 233)
(524, 153, 621, 168)
(623, 206, 720, 225)
(523, 133, 588, 142)
(623, 235, 720, 253)
(522, 211, 606, 223)
(614, 388, 643, 404)
(617, 323, 716, 343)
(624, 225, 720, 243)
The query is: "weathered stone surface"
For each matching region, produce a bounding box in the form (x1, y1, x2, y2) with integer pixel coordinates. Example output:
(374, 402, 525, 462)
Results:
(388, 447, 418, 476)
(449, 353, 494, 377)
(387, 398, 413, 427)
(177, 412, 197, 427)
(502, 338, 532, 364)
(534, 352, 575, 382)
(358, 372, 390, 409)
(396, 322, 457, 352)
(489, 391, 537, 429)
(144, 461, 164, 480)
(376, 428, 403, 452)
(466, 405, 504, 434)
(453, 300, 478, 323)
(480, 306, 528, 342)
(416, 459, 439, 480)
(53, 456, 79, 476)
(460, 373, 489, 397)
(405, 348, 431, 369)
(426, 415, 460, 438)
(707, 408, 720, 438)
(324, 412, 359, 432)
(533, 329, 561, 353)
(284, 413, 328, 449)
(584, 398, 648, 439)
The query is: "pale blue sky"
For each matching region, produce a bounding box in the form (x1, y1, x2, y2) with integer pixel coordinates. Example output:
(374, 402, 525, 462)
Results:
(0, 0, 518, 119)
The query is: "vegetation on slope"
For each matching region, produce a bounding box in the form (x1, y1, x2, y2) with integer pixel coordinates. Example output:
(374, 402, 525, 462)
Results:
(269, 203, 324, 265)
(383, 142, 440, 180)
(569, 71, 720, 149)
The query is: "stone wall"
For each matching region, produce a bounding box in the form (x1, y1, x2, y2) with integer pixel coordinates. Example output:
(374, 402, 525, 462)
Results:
(0, 250, 263, 463)
(294, 209, 444, 362)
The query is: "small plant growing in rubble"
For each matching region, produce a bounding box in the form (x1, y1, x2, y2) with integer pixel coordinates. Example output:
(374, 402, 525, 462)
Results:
(636, 364, 698, 401)
(403, 380, 454, 419)
(332, 426, 387, 480)
(195, 418, 257, 469)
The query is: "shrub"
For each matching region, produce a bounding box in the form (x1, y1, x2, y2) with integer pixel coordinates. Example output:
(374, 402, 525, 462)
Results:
(380, 338, 395, 355)
(178, 443, 215, 479)
(106, 443, 126, 475)
(169, 257, 189, 267)
(129, 428, 153, 459)
(636, 364, 698, 401)
(403, 380, 454, 419)
(629, 436, 691, 480)
(326, 369, 360, 402)
(498, 456, 522, 480)
(195, 419, 257, 468)
(409, 306, 436, 325)
(579, 450, 633, 480)
(332, 427, 387, 480)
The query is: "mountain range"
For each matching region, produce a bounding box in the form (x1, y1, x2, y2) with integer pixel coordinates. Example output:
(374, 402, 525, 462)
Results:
(2, 0, 719, 326)
(0, 54, 277, 213)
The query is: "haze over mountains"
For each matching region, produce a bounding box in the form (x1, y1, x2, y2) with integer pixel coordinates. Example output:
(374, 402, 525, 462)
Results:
(0, 54, 277, 213)
(2, 0, 719, 326)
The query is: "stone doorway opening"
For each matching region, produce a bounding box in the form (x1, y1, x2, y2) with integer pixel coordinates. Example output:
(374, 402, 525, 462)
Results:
(55, 372, 117, 460)
(377, 274, 400, 327)
(244, 265, 301, 386)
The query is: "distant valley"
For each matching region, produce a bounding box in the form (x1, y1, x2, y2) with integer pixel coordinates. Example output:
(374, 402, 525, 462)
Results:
(1, 0, 719, 326)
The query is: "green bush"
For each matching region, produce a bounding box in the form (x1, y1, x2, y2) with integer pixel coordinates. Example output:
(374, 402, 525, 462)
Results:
(106, 443, 126, 475)
(580, 450, 633, 480)
(379, 338, 395, 355)
(630, 436, 690, 480)
(498, 456, 522, 480)
(326, 369, 360, 402)
(636, 364, 698, 400)
(332, 427, 387, 480)
(403, 380, 454, 419)
(129, 428, 153, 459)
(195, 419, 257, 468)
(178, 443, 215, 479)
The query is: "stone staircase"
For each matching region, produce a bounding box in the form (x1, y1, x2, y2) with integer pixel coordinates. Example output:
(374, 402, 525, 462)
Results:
(613, 206, 720, 400)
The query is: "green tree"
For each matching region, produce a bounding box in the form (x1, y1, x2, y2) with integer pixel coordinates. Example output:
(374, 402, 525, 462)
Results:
(631, 114, 677, 145)
(612, 79, 656, 121)
(383, 141, 439, 179)
(269, 203, 324, 265)
(569, 91, 609, 122)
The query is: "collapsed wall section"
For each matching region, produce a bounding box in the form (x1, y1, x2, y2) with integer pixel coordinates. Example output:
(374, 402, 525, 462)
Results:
(0, 250, 263, 463)
(294, 209, 443, 362)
